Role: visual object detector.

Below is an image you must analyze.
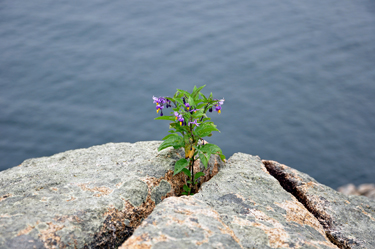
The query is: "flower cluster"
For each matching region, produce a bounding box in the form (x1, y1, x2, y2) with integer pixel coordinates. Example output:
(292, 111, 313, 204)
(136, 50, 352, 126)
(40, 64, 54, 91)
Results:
(209, 98, 225, 113)
(174, 111, 185, 126)
(153, 96, 172, 116)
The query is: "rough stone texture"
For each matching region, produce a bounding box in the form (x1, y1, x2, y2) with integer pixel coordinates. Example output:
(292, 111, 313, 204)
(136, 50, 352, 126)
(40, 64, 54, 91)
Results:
(120, 196, 243, 249)
(338, 183, 375, 200)
(263, 160, 375, 249)
(122, 153, 337, 249)
(0, 141, 224, 249)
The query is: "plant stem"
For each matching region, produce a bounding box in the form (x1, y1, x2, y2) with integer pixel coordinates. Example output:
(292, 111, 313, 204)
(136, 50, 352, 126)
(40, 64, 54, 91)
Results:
(199, 103, 209, 122)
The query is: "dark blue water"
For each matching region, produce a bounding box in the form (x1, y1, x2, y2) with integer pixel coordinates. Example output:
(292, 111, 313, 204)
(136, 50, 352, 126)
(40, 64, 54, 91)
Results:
(1, 0, 375, 189)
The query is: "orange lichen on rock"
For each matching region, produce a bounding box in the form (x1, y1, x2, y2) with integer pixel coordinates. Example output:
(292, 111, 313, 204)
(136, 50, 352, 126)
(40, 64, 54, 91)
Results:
(232, 212, 290, 248)
(17, 225, 35, 236)
(119, 233, 152, 249)
(54, 215, 82, 223)
(77, 183, 114, 197)
(66, 196, 76, 202)
(275, 199, 327, 237)
(357, 205, 375, 222)
(39, 222, 65, 248)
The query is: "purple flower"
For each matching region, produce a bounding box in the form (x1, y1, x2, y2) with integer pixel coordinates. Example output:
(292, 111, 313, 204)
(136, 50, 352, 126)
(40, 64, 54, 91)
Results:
(156, 105, 164, 115)
(215, 105, 221, 114)
(214, 98, 224, 114)
(178, 116, 184, 125)
(218, 98, 225, 105)
(152, 96, 166, 105)
(174, 111, 179, 120)
(189, 108, 198, 113)
(185, 103, 190, 110)
(188, 119, 200, 127)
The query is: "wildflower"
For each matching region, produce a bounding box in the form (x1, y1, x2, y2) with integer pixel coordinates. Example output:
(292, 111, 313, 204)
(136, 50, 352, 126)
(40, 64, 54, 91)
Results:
(218, 98, 225, 105)
(152, 96, 166, 106)
(189, 108, 198, 113)
(188, 119, 200, 127)
(185, 103, 190, 110)
(215, 105, 221, 114)
(173, 111, 185, 124)
(214, 98, 224, 114)
(178, 115, 184, 126)
(156, 105, 164, 115)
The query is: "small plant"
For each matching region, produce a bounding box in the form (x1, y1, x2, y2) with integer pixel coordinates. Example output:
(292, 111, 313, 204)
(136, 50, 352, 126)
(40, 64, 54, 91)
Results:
(153, 85, 225, 195)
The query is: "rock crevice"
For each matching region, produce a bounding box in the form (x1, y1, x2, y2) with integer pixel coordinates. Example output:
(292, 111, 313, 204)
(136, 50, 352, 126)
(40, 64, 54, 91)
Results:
(263, 160, 375, 249)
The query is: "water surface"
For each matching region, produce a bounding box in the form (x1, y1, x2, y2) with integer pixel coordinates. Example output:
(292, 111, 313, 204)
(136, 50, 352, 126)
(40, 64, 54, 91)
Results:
(1, 0, 375, 188)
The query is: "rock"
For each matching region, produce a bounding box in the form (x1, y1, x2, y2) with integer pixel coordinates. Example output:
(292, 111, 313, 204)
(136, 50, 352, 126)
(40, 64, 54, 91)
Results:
(337, 184, 359, 196)
(0, 141, 224, 249)
(337, 183, 375, 200)
(121, 153, 337, 249)
(358, 184, 375, 198)
(263, 160, 375, 249)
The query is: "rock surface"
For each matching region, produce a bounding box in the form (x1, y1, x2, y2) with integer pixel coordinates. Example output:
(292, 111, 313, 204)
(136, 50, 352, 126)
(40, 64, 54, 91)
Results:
(121, 153, 338, 249)
(0, 141, 223, 249)
(338, 183, 375, 200)
(263, 160, 375, 249)
(2, 142, 375, 249)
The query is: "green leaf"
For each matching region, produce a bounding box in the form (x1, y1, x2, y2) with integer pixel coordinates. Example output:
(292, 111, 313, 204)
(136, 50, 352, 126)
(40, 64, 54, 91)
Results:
(186, 180, 192, 184)
(165, 97, 175, 102)
(174, 158, 189, 175)
(200, 143, 223, 155)
(181, 192, 188, 195)
(192, 85, 206, 98)
(188, 96, 195, 107)
(220, 154, 226, 161)
(158, 135, 183, 151)
(154, 116, 176, 121)
(162, 133, 179, 140)
(194, 172, 205, 180)
(199, 92, 207, 101)
(181, 168, 191, 177)
(192, 111, 206, 119)
(196, 103, 207, 109)
(169, 123, 186, 133)
(174, 91, 183, 99)
(199, 152, 208, 169)
(175, 98, 184, 106)
(183, 184, 190, 192)
(176, 89, 191, 98)
(194, 123, 219, 138)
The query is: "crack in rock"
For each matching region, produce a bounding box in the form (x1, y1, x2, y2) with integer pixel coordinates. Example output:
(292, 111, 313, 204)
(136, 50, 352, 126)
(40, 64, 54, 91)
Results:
(263, 160, 375, 249)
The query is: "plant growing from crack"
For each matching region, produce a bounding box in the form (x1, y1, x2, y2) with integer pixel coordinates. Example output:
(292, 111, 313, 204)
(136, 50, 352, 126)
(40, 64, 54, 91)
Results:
(153, 85, 225, 195)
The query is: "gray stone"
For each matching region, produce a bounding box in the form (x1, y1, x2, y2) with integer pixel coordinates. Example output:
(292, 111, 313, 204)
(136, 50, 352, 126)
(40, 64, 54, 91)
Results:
(121, 153, 337, 249)
(263, 160, 375, 249)
(337, 184, 359, 196)
(151, 180, 171, 205)
(0, 141, 224, 249)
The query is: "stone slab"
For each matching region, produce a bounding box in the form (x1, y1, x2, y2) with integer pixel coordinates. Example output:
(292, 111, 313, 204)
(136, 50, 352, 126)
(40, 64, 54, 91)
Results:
(263, 160, 375, 249)
(122, 153, 337, 249)
(0, 141, 223, 249)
